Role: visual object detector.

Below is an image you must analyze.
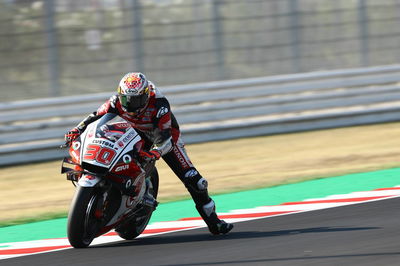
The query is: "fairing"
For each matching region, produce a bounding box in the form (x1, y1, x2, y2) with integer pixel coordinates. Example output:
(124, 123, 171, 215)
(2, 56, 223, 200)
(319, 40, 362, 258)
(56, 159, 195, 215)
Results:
(79, 113, 142, 170)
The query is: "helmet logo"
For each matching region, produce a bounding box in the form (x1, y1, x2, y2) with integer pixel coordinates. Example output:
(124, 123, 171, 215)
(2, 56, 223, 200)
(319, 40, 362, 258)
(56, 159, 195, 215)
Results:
(123, 74, 143, 94)
(118, 73, 149, 96)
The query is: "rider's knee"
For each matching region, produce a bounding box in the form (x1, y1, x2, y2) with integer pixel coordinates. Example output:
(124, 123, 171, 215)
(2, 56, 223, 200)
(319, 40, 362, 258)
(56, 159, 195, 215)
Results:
(183, 168, 208, 193)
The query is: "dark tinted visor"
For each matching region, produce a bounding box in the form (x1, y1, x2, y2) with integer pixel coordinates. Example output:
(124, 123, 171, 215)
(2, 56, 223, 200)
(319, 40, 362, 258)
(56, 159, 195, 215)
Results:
(119, 94, 148, 112)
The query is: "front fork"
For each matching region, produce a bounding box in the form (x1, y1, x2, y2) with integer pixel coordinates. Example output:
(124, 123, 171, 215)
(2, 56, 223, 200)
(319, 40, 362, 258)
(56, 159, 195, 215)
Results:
(142, 178, 158, 211)
(78, 174, 112, 226)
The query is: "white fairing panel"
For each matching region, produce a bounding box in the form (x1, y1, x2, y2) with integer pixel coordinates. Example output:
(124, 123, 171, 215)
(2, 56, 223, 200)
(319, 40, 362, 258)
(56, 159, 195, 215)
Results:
(80, 115, 141, 170)
(78, 174, 102, 187)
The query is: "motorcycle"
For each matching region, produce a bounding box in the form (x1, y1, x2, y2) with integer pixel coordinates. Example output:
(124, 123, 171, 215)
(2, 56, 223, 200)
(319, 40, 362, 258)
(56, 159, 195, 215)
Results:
(61, 113, 159, 248)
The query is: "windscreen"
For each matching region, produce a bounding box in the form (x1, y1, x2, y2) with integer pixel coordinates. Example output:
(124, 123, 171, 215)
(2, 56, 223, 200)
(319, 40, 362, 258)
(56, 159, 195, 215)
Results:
(94, 113, 132, 143)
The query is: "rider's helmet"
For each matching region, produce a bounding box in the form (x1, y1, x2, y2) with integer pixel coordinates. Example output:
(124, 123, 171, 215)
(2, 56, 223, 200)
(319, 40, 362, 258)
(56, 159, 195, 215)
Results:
(117, 72, 150, 115)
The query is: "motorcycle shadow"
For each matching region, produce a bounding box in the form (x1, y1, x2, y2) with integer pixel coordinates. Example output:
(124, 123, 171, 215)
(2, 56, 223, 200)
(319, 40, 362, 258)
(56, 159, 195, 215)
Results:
(92, 226, 379, 248)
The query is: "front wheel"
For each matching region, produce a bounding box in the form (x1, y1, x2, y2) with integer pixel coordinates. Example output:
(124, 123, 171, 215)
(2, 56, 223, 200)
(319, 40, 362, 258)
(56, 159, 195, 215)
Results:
(67, 186, 105, 248)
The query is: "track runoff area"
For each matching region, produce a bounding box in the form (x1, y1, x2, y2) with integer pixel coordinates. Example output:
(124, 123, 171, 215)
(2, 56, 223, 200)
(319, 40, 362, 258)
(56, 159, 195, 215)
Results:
(1, 167, 399, 260)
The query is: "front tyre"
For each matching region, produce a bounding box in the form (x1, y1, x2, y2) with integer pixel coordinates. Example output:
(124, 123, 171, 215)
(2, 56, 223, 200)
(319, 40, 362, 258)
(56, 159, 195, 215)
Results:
(67, 186, 104, 248)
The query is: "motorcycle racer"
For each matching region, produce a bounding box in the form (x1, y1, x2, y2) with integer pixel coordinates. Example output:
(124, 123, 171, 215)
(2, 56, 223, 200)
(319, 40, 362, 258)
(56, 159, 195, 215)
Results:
(65, 72, 233, 235)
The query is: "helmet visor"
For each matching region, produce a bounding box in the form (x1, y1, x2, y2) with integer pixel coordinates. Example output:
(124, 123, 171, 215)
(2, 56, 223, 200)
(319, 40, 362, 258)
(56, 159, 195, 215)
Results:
(119, 93, 148, 113)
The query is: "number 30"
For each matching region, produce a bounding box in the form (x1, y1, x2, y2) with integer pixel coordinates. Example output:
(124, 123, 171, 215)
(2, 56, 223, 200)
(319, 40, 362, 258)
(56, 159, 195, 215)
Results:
(83, 144, 116, 165)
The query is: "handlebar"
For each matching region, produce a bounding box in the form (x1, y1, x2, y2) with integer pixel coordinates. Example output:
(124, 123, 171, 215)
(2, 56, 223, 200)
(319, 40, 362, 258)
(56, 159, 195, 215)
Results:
(60, 142, 70, 149)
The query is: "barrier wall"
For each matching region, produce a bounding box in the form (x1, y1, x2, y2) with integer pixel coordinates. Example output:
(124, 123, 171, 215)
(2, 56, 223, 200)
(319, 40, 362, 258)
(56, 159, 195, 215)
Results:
(1, 64, 400, 166)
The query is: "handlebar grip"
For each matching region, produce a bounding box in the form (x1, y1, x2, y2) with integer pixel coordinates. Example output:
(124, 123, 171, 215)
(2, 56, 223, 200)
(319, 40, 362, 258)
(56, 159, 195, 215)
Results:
(60, 142, 69, 149)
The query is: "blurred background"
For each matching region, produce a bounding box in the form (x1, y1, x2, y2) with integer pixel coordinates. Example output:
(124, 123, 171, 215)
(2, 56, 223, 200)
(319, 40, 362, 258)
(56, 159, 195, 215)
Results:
(1, 0, 399, 102)
(1, 0, 400, 227)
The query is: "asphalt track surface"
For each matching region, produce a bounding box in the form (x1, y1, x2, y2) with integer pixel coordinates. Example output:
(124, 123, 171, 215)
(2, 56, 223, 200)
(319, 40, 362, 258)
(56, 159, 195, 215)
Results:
(3, 197, 400, 266)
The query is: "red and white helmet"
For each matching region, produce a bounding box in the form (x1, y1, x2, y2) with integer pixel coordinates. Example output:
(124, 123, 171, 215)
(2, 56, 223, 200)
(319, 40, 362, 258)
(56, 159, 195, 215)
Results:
(117, 72, 150, 114)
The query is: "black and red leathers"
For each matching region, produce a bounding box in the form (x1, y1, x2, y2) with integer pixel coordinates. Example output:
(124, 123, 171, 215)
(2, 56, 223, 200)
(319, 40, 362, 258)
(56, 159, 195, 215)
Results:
(72, 84, 231, 234)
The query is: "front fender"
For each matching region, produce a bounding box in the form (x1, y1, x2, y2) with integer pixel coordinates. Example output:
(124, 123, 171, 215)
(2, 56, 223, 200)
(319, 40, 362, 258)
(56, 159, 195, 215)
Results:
(78, 174, 102, 187)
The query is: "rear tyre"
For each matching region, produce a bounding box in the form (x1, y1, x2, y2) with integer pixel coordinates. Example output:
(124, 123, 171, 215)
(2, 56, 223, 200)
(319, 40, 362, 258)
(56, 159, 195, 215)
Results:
(117, 168, 159, 240)
(67, 186, 104, 248)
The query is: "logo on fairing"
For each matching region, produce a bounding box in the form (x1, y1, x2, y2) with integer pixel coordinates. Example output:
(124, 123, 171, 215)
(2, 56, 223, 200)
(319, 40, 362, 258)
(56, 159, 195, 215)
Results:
(87, 128, 95, 138)
(156, 107, 169, 118)
(125, 179, 132, 189)
(114, 122, 130, 129)
(92, 139, 114, 148)
(116, 164, 129, 172)
(123, 154, 132, 164)
(122, 131, 136, 143)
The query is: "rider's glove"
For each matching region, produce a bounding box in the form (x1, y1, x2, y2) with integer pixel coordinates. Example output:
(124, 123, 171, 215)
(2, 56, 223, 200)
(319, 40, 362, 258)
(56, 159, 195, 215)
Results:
(139, 149, 161, 163)
(65, 127, 81, 145)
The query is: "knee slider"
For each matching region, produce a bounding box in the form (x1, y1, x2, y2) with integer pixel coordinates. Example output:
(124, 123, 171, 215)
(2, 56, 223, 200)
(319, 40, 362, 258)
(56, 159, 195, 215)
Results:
(183, 168, 208, 192)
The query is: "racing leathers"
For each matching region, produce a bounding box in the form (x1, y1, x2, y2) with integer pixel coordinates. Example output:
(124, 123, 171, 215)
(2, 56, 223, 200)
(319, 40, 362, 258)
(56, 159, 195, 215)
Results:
(71, 84, 233, 235)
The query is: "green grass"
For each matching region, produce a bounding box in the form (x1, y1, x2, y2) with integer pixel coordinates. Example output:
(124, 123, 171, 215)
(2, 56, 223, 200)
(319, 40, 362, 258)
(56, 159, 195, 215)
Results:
(0, 212, 69, 228)
(1, 122, 399, 227)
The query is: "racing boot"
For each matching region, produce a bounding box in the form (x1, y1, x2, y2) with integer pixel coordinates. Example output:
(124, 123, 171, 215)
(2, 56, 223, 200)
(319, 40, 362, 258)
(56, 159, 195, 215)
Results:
(196, 200, 234, 235)
(208, 220, 234, 235)
(181, 168, 233, 235)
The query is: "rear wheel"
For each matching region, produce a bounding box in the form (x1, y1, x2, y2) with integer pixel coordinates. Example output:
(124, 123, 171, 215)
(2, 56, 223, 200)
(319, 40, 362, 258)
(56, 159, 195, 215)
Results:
(67, 186, 105, 248)
(117, 168, 159, 240)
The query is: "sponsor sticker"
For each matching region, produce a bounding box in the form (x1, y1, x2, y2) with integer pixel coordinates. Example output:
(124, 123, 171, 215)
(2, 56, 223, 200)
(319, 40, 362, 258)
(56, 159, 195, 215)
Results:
(125, 179, 132, 189)
(113, 122, 130, 129)
(116, 164, 129, 172)
(117, 141, 124, 148)
(87, 128, 95, 138)
(92, 139, 114, 148)
(122, 131, 136, 143)
(123, 154, 132, 164)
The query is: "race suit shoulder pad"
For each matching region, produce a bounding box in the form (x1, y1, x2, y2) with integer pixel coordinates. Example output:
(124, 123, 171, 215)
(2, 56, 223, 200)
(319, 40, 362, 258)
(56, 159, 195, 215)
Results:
(154, 97, 171, 119)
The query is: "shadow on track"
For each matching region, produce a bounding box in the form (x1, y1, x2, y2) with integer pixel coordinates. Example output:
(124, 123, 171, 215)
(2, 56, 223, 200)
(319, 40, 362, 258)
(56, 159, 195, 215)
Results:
(156, 252, 400, 266)
(93, 226, 379, 248)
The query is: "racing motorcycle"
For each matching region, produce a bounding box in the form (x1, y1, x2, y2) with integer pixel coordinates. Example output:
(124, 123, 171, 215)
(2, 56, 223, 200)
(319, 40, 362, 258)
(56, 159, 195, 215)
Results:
(61, 113, 159, 248)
